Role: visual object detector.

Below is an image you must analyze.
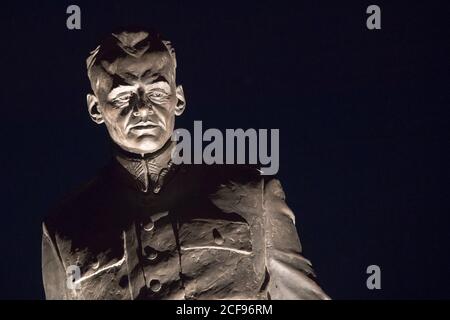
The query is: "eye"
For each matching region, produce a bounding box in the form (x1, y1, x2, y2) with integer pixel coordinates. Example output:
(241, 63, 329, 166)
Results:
(111, 93, 132, 108)
(147, 90, 169, 102)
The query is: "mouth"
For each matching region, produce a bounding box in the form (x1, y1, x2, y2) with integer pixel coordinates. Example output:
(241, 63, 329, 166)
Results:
(129, 122, 158, 133)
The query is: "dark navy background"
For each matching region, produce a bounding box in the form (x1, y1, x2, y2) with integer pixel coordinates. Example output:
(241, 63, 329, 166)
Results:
(1, 1, 449, 299)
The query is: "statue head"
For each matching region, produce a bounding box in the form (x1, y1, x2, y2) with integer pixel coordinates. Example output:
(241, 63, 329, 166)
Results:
(86, 28, 186, 155)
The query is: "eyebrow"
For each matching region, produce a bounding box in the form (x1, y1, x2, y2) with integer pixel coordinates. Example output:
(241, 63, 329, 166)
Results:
(110, 73, 134, 89)
(110, 71, 169, 90)
(108, 85, 136, 99)
(108, 79, 171, 99)
(143, 81, 171, 92)
(141, 72, 169, 85)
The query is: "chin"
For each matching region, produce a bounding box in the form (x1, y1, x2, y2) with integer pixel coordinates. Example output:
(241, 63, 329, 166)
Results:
(129, 138, 165, 155)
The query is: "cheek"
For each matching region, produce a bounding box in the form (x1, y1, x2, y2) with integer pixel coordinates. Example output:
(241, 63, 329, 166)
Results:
(156, 98, 177, 123)
(102, 107, 129, 133)
(158, 108, 175, 131)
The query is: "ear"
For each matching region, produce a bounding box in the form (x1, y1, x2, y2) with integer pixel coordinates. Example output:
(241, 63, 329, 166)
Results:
(174, 85, 186, 116)
(87, 93, 104, 124)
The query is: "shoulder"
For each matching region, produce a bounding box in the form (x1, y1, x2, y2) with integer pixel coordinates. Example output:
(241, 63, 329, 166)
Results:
(199, 164, 288, 215)
(201, 163, 284, 194)
(43, 165, 113, 239)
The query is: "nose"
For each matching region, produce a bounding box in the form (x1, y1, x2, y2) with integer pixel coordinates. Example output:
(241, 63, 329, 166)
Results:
(133, 103, 154, 117)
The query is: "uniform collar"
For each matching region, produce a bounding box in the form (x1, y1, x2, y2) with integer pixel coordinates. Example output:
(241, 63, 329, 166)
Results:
(113, 140, 175, 193)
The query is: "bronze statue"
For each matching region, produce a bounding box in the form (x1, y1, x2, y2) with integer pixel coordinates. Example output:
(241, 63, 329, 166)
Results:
(41, 28, 329, 300)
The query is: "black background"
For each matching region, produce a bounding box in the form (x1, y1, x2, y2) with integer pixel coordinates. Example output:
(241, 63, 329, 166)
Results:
(1, 0, 449, 299)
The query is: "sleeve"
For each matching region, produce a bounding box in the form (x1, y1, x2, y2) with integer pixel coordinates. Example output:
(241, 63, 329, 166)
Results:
(41, 222, 69, 300)
(263, 178, 330, 300)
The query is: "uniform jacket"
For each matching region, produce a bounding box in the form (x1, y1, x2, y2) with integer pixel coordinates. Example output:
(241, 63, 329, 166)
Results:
(42, 146, 329, 300)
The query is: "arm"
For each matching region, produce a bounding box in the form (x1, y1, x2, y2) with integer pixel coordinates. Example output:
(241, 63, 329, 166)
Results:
(41, 222, 69, 300)
(263, 179, 330, 300)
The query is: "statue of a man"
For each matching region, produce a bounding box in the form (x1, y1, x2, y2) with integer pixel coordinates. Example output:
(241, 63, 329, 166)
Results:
(41, 28, 329, 300)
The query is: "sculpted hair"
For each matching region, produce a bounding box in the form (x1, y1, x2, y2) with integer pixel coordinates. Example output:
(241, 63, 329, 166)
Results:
(86, 27, 177, 94)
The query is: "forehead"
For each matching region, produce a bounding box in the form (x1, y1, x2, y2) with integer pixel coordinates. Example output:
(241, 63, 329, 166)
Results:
(103, 50, 175, 89)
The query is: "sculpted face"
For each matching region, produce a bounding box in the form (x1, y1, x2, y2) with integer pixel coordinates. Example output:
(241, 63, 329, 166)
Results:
(87, 49, 185, 155)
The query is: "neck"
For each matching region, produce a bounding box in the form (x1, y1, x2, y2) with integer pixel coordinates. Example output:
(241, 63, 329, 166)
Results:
(113, 139, 175, 193)
(113, 138, 174, 161)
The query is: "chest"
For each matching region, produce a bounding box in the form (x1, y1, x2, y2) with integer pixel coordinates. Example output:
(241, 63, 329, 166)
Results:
(60, 193, 267, 300)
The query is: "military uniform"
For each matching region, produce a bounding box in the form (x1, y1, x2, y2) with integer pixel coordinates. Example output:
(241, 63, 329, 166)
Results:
(42, 144, 329, 300)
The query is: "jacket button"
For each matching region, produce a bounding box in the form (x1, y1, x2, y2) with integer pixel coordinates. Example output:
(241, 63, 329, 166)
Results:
(119, 275, 129, 288)
(213, 228, 224, 245)
(142, 217, 154, 232)
(148, 279, 161, 292)
(144, 246, 158, 261)
(91, 259, 100, 270)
